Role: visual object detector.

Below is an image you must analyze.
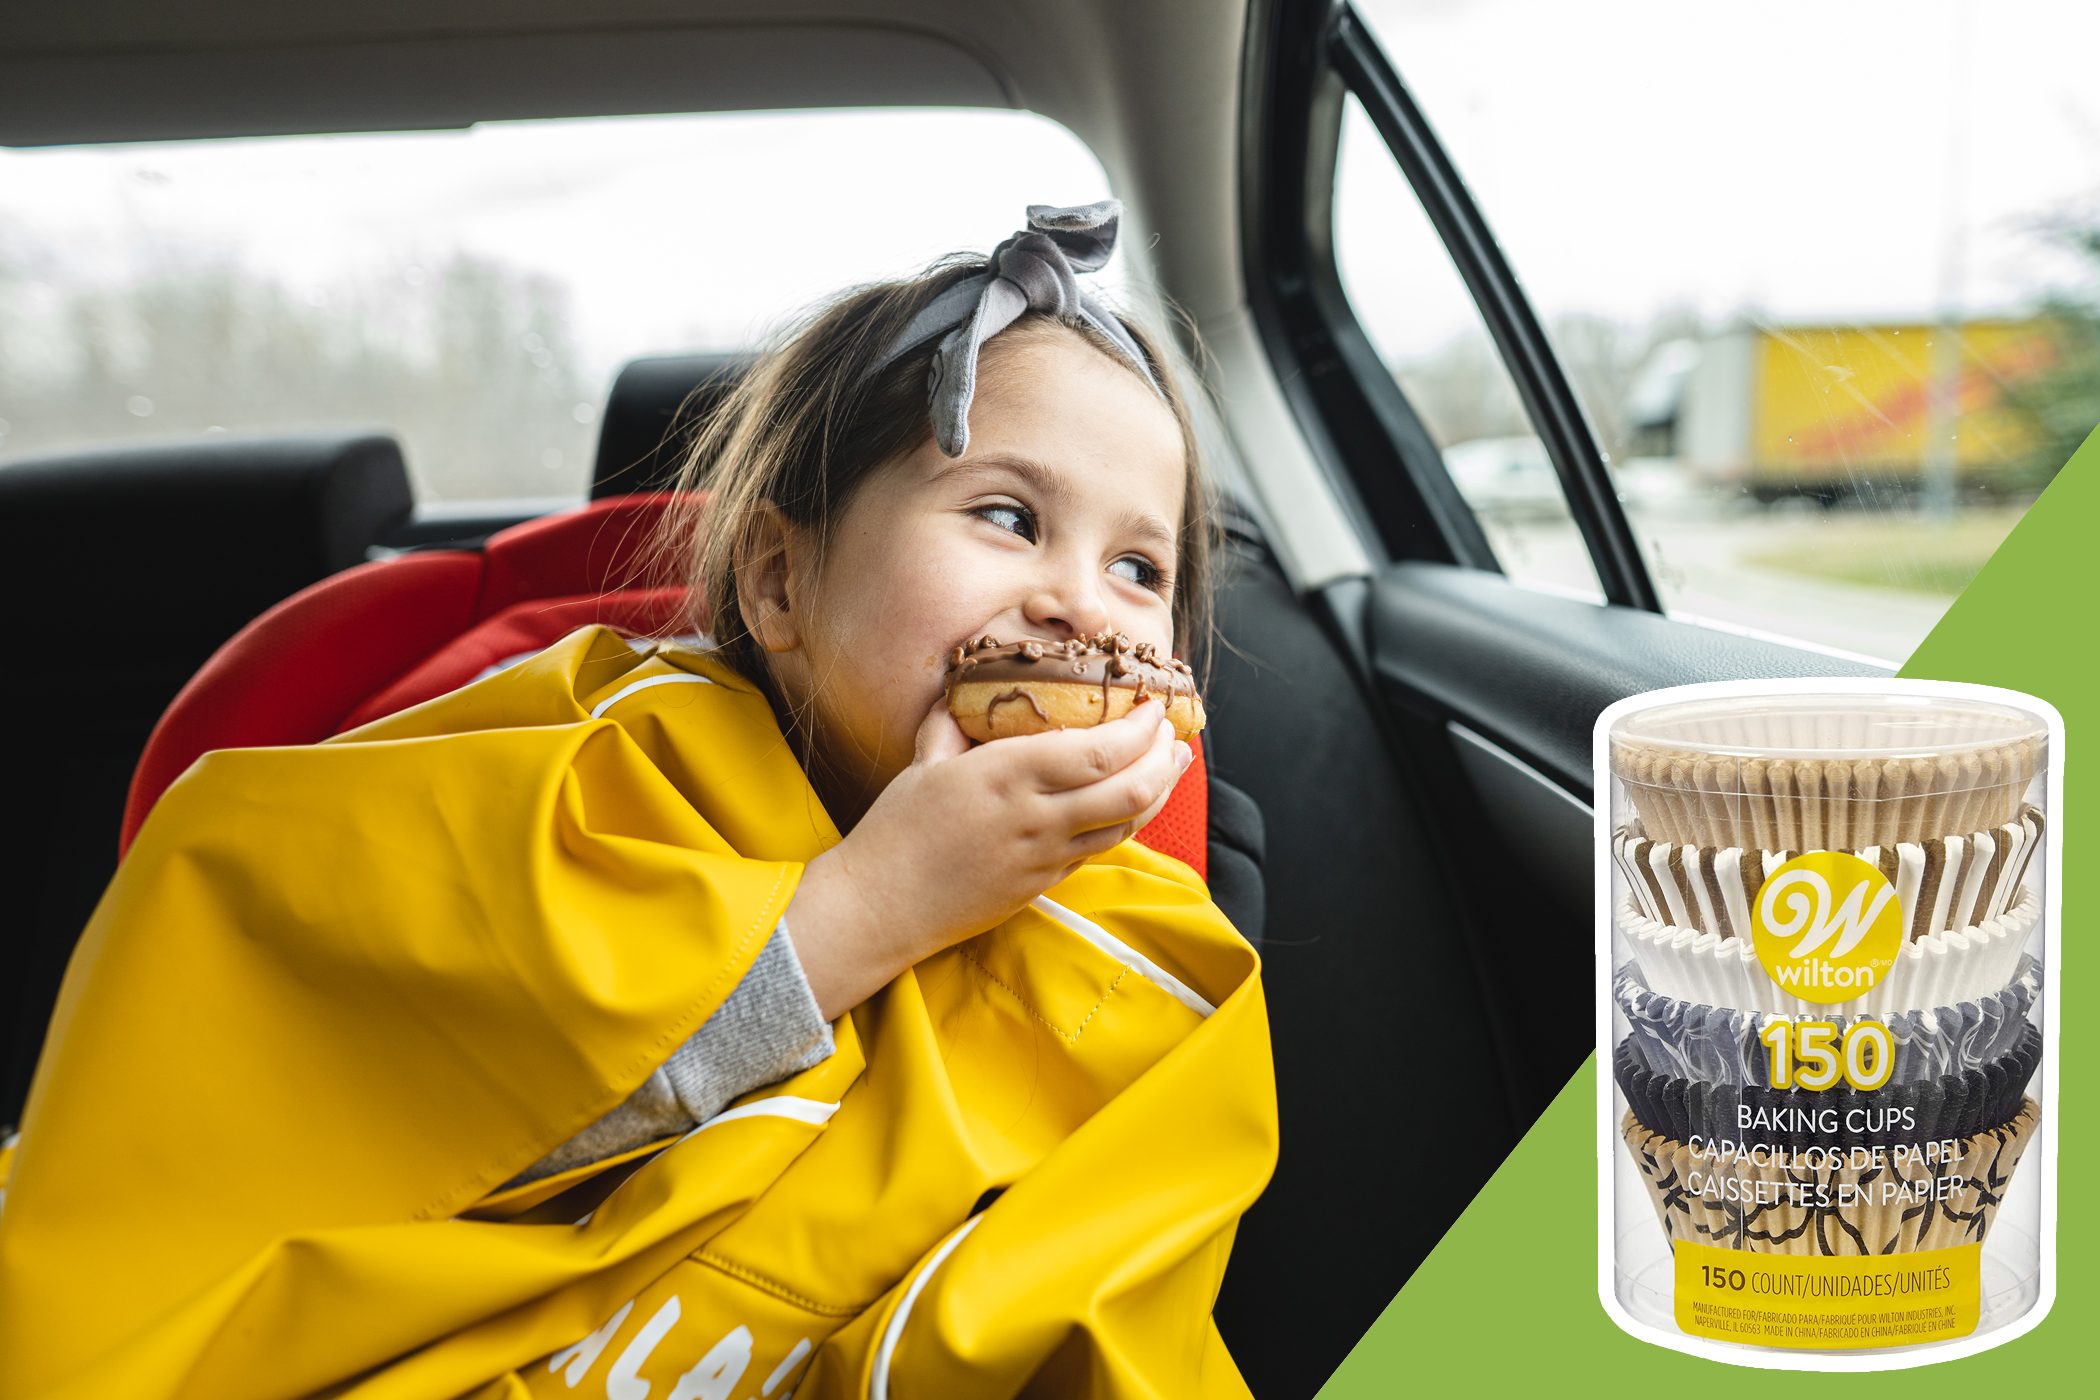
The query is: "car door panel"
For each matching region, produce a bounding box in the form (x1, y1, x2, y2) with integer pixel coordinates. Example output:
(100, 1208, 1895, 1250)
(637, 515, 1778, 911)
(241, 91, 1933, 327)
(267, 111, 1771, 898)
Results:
(1367, 561, 1884, 795)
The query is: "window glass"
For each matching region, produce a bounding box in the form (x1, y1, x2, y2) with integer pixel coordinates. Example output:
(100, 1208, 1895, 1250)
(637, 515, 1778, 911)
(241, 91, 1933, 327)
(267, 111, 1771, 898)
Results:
(0, 111, 1111, 503)
(1350, 0, 2100, 663)
(1333, 96, 1606, 601)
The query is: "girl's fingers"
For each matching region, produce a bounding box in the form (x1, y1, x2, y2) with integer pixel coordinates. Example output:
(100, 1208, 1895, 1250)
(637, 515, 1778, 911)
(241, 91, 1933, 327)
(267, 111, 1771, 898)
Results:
(1064, 746, 1186, 858)
(1003, 699, 1169, 794)
(912, 691, 974, 765)
(1060, 722, 1186, 836)
(1123, 749, 1187, 831)
(1067, 817, 1142, 859)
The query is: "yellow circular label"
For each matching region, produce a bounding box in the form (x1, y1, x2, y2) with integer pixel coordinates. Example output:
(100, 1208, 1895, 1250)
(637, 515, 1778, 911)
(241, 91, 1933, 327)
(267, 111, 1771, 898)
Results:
(1750, 850, 1904, 1005)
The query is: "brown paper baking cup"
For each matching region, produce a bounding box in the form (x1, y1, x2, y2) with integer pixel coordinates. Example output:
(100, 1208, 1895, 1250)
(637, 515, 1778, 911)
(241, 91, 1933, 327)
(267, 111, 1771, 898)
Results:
(1609, 695, 2045, 849)
(1622, 1099, 2038, 1256)
(1613, 806, 2042, 943)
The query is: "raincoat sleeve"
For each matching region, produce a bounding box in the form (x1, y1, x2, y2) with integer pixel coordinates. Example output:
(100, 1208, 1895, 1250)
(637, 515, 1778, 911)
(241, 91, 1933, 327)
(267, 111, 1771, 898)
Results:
(510, 917, 834, 1186)
(0, 638, 809, 1392)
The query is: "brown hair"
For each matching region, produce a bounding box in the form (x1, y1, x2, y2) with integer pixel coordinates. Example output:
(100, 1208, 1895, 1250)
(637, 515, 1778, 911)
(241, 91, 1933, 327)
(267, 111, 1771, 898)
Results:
(634, 255, 1219, 753)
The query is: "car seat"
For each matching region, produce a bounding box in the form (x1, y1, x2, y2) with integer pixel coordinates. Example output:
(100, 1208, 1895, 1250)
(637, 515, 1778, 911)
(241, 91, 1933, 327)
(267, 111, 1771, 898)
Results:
(590, 352, 747, 500)
(120, 492, 1221, 886)
(0, 432, 413, 1128)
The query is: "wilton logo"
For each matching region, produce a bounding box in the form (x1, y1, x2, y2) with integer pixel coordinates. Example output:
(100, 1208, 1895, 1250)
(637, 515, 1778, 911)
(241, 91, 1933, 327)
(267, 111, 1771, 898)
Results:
(1749, 851, 1904, 1005)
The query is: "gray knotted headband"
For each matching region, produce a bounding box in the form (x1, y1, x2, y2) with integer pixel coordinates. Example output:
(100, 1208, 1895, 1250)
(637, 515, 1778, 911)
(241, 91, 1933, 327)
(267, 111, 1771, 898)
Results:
(864, 199, 1165, 456)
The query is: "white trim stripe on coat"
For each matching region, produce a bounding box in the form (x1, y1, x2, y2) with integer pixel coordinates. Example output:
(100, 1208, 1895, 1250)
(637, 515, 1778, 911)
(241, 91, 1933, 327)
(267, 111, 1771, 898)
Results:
(571, 1097, 842, 1227)
(1030, 896, 1216, 1017)
(678, 1095, 840, 1144)
(589, 671, 717, 719)
(869, 1215, 984, 1400)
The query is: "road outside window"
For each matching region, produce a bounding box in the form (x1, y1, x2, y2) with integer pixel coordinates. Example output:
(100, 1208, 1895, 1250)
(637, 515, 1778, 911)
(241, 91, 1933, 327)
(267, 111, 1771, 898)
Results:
(1344, 0, 2100, 664)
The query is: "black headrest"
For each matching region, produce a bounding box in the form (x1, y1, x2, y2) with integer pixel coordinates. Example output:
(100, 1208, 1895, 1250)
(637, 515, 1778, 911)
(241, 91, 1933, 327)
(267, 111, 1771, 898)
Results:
(0, 432, 412, 651)
(591, 353, 749, 499)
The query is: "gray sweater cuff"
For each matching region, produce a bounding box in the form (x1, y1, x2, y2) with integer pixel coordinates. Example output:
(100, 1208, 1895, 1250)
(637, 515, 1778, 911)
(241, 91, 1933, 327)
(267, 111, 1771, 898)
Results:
(656, 915, 835, 1122)
(504, 917, 834, 1189)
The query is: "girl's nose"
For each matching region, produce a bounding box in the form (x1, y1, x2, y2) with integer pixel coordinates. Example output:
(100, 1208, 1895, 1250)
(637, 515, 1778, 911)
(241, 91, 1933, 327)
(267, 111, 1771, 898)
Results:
(1021, 562, 1112, 639)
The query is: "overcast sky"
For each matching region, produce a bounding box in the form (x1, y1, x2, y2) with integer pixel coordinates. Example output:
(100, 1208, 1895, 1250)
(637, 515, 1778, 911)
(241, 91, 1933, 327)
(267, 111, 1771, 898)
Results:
(1343, 0, 2100, 353)
(0, 109, 1113, 384)
(3, 0, 2096, 385)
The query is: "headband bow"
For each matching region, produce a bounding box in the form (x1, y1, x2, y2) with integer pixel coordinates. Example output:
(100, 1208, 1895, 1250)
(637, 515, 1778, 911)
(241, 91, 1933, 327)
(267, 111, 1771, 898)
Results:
(866, 199, 1164, 456)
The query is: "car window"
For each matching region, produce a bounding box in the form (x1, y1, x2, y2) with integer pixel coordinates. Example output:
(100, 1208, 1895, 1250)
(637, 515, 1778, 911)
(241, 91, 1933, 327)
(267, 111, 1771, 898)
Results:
(1333, 95, 1606, 602)
(1348, 0, 2100, 663)
(0, 110, 1112, 504)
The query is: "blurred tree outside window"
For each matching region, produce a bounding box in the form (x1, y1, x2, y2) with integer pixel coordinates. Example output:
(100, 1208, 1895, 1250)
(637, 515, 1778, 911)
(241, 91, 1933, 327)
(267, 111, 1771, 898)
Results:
(0, 111, 1110, 505)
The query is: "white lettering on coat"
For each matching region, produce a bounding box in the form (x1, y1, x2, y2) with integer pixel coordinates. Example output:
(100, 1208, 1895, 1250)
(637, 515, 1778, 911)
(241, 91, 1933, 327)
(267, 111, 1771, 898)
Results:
(546, 1299, 634, 1388)
(607, 1296, 683, 1399)
(542, 1295, 789, 1399)
(668, 1324, 755, 1400)
(761, 1337, 812, 1397)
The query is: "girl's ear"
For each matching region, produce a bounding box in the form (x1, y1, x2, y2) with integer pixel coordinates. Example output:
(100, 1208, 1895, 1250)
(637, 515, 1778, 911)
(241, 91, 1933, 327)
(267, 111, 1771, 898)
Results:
(736, 502, 804, 655)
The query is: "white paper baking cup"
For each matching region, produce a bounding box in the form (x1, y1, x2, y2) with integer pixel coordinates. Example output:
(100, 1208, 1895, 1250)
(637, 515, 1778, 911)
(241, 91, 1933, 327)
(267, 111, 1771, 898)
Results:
(1618, 888, 2038, 1017)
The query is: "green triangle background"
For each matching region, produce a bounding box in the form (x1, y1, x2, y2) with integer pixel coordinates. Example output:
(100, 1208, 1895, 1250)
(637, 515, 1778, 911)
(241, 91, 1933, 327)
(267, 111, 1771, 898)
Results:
(1318, 427, 2097, 1392)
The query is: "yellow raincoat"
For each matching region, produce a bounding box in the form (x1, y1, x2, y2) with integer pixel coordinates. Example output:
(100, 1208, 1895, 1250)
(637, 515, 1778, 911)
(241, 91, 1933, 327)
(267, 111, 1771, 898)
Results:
(0, 624, 1275, 1399)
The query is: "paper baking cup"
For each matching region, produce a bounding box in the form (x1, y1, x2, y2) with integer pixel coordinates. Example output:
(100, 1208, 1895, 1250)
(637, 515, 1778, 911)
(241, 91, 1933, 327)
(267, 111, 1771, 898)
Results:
(1614, 958, 2041, 1087)
(1613, 806, 2042, 943)
(1622, 1099, 2039, 1256)
(1608, 694, 2044, 850)
(1614, 1024, 2039, 1152)
(1619, 888, 2037, 1016)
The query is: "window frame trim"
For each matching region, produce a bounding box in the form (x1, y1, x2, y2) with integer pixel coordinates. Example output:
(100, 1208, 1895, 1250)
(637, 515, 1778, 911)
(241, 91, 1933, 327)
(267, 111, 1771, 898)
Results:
(1238, 0, 1499, 576)
(1253, 0, 1664, 611)
(1328, 3, 1658, 609)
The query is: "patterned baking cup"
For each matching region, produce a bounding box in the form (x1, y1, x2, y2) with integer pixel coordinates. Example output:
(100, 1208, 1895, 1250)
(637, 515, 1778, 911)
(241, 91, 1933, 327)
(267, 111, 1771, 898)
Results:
(1613, 806, 2041, 943)
(1614, 1023, 2039, 1153)
(1608, 695, 2044, 850)
(1621, 1099, 2039, 1256)
(1619, 887, 2037, 1017)
(1614, 958, 2042, 1088)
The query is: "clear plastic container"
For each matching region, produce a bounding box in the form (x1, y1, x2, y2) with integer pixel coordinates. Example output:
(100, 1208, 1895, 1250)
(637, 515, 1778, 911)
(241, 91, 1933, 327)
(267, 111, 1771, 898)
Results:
(1596, 680, 2058, 1368)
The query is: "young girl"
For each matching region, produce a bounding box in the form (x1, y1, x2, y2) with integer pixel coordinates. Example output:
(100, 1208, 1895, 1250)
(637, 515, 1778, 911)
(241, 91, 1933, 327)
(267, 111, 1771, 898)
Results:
(0, 202, 1277, 1398)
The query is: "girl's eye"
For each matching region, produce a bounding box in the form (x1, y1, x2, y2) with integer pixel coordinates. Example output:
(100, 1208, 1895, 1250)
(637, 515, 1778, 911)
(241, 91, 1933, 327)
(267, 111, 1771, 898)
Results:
(1109, 556, 1167, 592)
(972, 503, 1168, 595)
(973, 503, 1036, 542)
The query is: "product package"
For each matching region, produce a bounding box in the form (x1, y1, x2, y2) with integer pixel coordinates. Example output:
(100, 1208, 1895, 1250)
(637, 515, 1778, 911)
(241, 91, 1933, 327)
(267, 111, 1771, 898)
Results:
(1596, 682, 2060, 1367)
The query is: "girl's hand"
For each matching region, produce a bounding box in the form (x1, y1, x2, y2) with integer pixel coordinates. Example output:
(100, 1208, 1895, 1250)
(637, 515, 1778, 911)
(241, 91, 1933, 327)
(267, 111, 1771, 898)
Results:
(784, 694, 1192, 1021)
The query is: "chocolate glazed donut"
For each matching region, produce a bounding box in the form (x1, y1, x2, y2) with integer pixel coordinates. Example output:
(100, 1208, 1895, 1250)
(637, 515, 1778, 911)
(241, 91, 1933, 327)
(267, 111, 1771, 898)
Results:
(944, 632, 1206, 743)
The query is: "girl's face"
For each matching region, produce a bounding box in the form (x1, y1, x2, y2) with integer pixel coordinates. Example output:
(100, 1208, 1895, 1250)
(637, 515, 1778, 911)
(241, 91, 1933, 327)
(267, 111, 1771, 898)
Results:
(766, 326, 1188, 823)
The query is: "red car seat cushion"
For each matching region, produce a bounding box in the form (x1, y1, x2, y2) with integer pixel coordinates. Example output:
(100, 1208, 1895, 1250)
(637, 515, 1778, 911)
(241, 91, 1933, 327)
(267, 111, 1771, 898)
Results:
(124, 494, 1210, 879)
